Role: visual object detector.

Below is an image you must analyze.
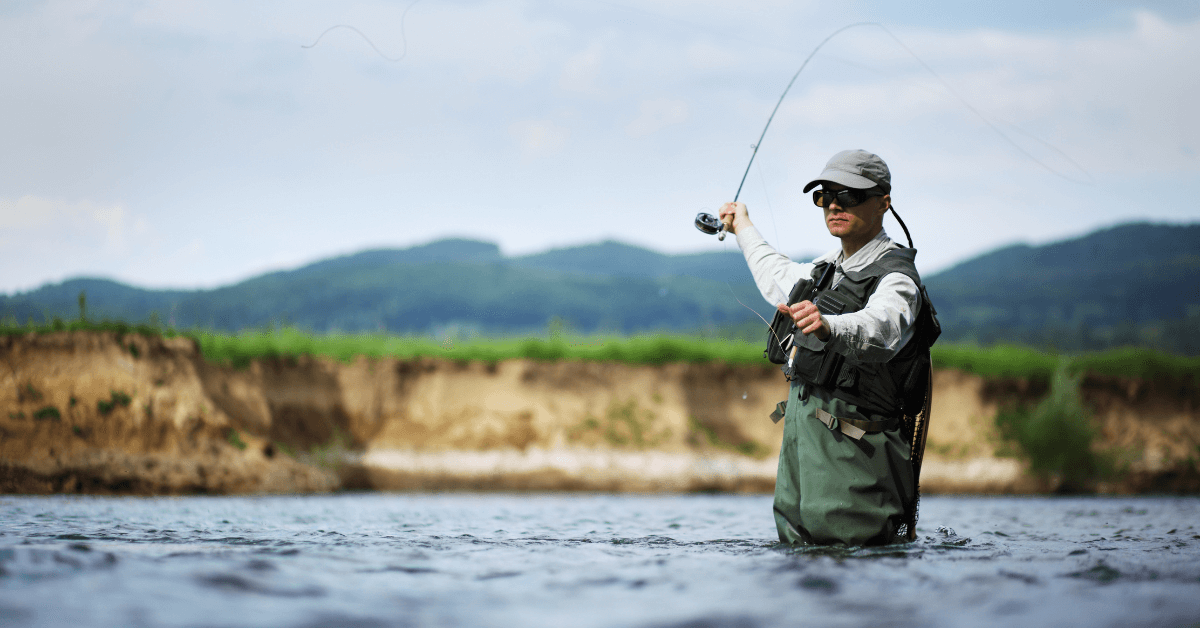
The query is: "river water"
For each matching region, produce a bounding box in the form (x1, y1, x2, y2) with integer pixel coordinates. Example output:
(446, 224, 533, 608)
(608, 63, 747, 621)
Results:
(0, 494, 1198, 628)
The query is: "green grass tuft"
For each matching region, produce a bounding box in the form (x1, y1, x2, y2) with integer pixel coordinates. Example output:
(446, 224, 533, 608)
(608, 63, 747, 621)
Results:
(2, 322, 1197, 381)
(226, 428, 247, 451)
(97, 390, 132, 416)
(187, 327, 769, 367)
(33, 406, 61, 421)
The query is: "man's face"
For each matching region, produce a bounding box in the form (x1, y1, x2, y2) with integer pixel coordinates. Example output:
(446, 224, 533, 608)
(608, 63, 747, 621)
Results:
(821, 183, 889, 241)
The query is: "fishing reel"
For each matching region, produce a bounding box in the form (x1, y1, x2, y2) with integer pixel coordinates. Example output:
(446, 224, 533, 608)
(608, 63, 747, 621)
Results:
(694, 212, 728, 241)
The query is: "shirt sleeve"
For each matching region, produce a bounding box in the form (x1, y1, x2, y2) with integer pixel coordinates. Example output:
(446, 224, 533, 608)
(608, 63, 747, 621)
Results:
(824, 272, 921, 363)
(734, 225, 812, 306)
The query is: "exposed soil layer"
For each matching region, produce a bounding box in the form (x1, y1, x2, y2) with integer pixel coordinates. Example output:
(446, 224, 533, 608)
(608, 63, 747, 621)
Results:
(1, 332, 1196, 494)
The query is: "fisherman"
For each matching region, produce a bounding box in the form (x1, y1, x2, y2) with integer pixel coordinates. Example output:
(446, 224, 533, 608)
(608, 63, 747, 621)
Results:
(718, 149, 933, 546)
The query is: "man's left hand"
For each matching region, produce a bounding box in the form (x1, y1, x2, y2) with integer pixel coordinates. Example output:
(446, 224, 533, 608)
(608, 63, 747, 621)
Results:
(776, 300, 830, 341)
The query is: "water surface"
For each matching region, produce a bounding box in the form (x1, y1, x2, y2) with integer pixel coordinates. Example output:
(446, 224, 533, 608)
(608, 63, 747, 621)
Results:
(1, 494, 1198, 627)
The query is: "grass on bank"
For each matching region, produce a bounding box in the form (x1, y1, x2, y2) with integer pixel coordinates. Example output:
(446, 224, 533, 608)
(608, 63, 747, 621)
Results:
(2, 319, 1199, 381)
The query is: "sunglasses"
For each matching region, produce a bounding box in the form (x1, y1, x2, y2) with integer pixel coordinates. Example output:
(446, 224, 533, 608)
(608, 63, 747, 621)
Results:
(812, 188, 882, 209)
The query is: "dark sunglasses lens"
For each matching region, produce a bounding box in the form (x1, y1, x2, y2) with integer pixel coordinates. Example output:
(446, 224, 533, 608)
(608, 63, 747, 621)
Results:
(813, 189, 868, 208)
(841, 190, 866, 206)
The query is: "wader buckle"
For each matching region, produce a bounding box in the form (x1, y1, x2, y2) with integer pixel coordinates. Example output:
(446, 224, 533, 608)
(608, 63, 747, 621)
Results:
(814, 408, 867, 440)
(814, 408, 899, 440)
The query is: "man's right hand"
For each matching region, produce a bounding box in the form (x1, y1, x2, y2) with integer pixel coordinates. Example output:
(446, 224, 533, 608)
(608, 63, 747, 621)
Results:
(718, 202, 752, 236)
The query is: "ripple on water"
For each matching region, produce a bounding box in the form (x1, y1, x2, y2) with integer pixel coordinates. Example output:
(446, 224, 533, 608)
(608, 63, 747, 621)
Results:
(0, 495, 1199, 628)
(0, 545, 118, 581)
(194, 572, 326, 598)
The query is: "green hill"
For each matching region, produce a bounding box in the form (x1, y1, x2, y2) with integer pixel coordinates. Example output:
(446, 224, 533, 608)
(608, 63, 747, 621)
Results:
(924, 222, 1200, 353)
(0, 240, 773, 336)
(3, 222, 1198, 353)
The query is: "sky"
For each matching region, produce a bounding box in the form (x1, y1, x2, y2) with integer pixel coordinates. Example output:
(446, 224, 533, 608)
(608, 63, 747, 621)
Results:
(1, 0, 1199, 293)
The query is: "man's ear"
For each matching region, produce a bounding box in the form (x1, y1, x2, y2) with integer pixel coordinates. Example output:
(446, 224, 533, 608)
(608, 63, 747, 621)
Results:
(879, 194, 891, 216)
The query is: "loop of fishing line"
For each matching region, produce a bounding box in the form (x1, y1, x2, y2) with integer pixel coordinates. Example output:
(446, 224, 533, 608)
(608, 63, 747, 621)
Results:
(302, 0, 421, 62)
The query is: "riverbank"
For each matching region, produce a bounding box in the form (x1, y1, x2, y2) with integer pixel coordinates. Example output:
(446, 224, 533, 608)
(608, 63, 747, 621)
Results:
(1, 331, 1197, 494)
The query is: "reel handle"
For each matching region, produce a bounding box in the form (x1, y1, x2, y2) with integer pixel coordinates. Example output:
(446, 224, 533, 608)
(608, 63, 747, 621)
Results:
(694, 212, 728, 241)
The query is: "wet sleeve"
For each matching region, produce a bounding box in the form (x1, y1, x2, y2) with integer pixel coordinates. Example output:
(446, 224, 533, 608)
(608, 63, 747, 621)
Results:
(824, 273, 921, 363)
(734, 225, 811, 306)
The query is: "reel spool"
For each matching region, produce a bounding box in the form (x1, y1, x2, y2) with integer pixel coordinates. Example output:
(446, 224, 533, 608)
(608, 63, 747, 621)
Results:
(694, 212, 727, 241)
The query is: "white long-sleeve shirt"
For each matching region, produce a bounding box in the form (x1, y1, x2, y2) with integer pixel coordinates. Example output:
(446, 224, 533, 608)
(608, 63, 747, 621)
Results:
(735, 225, 921, 363)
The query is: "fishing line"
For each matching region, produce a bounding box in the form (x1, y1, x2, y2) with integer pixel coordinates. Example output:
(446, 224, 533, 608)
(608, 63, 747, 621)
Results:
(755, 156, 783, 249)
(726, 282, 790, 351)
(874, 24, 1093, 185)
(302, 0, 421, 62)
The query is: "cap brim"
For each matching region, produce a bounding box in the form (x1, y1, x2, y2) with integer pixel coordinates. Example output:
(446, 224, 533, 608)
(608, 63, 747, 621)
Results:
(802, 169, 880, 193)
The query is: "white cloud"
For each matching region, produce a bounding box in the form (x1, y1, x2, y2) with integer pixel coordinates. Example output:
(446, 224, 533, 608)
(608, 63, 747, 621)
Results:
(509, 119, 571, 157)
(0, 196, 123, 242)
(560, 42, 606, 95)
(625, 98, 689, 138)
(0, 196, 153, 292)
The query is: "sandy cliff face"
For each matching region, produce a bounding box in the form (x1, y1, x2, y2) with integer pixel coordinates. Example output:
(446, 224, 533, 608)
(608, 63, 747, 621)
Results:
(0, 332, 336, 494)
(1, 332, 1196, 494)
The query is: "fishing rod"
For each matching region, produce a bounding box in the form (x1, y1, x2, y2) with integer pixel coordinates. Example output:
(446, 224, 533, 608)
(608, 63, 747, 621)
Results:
(694, 21, 1091, 243)
(694, 23, 873, 241)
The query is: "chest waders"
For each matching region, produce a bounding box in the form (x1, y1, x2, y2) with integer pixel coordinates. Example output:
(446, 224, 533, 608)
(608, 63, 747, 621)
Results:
(766, 248, 941, 541)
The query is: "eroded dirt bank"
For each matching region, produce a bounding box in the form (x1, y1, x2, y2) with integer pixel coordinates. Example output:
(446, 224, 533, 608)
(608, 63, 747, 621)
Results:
(1, 332, 1196, 494)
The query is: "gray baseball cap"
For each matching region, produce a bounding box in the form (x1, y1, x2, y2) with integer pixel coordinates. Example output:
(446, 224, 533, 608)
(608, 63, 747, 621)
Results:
(802, 149, 891, 194)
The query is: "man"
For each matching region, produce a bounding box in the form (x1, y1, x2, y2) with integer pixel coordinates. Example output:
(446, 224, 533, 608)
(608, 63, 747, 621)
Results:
(718, 149, 929, 546)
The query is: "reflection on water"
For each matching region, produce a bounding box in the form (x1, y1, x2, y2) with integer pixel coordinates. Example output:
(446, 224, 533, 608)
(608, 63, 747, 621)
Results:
(0, 494, 1198, 628)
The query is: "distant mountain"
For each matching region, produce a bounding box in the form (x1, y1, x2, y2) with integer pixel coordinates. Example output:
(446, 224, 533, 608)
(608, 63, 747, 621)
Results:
(3, 223, 1197, 353)
(0, 240, 774, 335)
(511, 240, 755, 284)
(924, 222, 1200, 352)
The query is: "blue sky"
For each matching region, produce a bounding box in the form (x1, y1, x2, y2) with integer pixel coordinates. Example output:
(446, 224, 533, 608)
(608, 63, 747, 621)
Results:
(1, 0, 1198, 293)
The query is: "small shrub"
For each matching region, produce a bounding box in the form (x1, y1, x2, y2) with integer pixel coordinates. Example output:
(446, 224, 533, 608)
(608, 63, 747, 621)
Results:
(568, 399, 671, 449)
(97, 390, 133, 416)
(994, 360, 1107, 487)
(20, 384, 43, 403)
(33, 406, 61, 421)
(304, 429, 352, 469)
(226, 428, 247, 451)
(127, 343, 140, 358)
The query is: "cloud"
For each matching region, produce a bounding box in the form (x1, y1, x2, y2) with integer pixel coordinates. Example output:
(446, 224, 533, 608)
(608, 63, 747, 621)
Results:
(0, 1, 1197, 292)
(0, 196, 155, 292)
(625, 98, 689, 138)
(0, 196, 126, 247)
(560, 42, 606, 95)
(509, 119, 571, 157)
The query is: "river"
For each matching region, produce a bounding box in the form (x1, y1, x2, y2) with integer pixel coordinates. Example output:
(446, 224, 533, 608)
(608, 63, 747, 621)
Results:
(1, 494, 1198, 628)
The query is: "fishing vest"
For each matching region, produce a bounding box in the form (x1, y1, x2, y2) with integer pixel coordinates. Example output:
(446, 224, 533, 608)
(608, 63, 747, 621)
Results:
(765, 248, 940, 419)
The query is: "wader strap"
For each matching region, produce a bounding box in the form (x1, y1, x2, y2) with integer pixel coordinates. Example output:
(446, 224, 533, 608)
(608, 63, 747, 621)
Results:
(770, 401, 787, 424)
(813, 408, 898, 440)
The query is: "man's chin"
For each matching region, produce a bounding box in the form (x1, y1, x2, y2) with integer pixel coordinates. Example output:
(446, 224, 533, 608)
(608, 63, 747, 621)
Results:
(826, 225, 850, 237)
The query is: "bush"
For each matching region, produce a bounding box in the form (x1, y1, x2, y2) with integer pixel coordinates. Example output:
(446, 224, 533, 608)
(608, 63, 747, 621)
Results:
(97, 390, 133, 416)
(994, 360, 1106, 487)
(33, 406, 61, 421)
